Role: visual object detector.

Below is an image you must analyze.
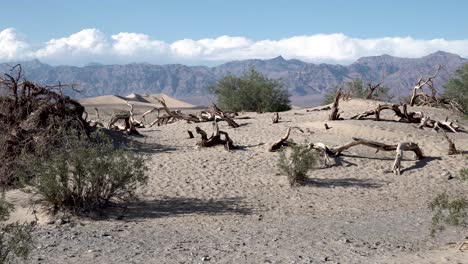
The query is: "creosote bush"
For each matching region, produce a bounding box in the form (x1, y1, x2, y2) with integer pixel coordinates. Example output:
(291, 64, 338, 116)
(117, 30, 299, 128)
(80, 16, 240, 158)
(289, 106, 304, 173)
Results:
(208, 69, 291, 113)
(21, 131, 148, 213)
(444, 63, 468, 115)
(322, 79, 391, 104)
(278, 144, 317, 186)
(429, 192, 467, 237)
(429, 165, 468, 236)
(0, 197, 33, 263)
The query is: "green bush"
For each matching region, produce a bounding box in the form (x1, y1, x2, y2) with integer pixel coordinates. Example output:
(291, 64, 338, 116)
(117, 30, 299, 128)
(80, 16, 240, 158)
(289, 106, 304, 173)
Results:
(322, 79, 391, 104)
(278, 144, 317, 186)
(429, 193, 467, 236)
(0, 197, 33, 263)
(208, 69, 291, 112)
(444, 63, 468, 114)
(23, 131, 148, 213)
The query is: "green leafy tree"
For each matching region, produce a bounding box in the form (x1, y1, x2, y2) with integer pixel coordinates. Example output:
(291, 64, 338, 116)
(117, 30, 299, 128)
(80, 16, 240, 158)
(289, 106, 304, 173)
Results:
(444, 63, 468, 114)
(208, 69, 291, 112)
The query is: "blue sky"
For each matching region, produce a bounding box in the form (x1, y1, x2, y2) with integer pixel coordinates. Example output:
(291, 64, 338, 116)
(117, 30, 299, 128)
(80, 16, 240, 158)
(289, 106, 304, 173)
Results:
(1, 0, 467, 65)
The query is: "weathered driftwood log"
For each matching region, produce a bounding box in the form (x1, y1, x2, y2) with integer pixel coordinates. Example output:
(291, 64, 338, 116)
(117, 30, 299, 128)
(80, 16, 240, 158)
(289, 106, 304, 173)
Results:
(272, 112, 279, 123)
(195, 122, 236, 150)
(125, 101, 145, 128)
(149, 97, 200, 127)
(108, 112, 140, 135)
(208, 104, 239, 128)
(141, 107, 161, 123)
(268, 127, 304, 152)
(329, 88, 343, 120)
(306, 106, 331, 112)
(350, 104, 463, 132)
(187, 130, 194, 139)
(269, 127, 292, 152)
(307, 138, 423, 175)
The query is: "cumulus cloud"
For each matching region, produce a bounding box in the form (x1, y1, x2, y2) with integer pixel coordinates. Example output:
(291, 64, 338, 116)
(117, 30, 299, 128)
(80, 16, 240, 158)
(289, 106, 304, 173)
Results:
(0, 28, 31, 61)
(0, 28, 467, 66)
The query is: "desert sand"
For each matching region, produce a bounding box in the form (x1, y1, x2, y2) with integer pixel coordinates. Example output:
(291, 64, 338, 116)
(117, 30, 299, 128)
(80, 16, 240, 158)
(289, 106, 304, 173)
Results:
(6, 98, 468, 263)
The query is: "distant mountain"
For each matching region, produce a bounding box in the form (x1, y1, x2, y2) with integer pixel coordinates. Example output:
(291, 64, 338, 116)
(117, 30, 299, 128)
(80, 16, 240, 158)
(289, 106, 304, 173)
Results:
(1, 51, 466, 102)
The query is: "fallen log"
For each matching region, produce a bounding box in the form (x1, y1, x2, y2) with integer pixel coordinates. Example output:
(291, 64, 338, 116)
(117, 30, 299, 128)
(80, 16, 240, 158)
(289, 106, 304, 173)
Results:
(307, 138, 423, 175)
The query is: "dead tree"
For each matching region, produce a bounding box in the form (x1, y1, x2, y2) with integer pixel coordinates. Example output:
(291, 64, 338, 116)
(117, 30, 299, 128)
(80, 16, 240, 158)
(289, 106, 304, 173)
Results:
(268, 127, 304, 152)
(350, 104, 463, 132)
(195, 122, 236, 150)
(339, 139, 423, 175)
(125, 101, 144, 128)
(272, 112, 279, 123)
(147, 97, 240, 128)
(366, 81, 384, 99)
(207, 104, 239, 128)
(329, 88, 343, 120)
(0, 65, 90, 184)
(410, 65, 442, 106)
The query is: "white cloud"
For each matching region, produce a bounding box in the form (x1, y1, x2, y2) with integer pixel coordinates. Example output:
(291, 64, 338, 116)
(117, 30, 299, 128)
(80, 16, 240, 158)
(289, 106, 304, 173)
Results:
(0, 28, 31, 60)
(0, 28, 467, 66)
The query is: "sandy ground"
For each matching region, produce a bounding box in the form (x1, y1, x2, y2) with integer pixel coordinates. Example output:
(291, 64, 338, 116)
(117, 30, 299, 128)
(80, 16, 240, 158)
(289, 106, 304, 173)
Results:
(6, 99, 468, 263)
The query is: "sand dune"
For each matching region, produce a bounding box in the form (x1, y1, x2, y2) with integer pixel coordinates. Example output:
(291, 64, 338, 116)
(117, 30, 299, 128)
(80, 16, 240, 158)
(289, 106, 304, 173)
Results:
(8, 98, 468, 263)
(78, 93, 196, 109)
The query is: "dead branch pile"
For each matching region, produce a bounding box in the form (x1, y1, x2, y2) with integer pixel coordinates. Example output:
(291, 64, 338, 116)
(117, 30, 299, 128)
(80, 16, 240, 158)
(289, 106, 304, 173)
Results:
(350, 103, 464, 133)
(195, 122, 236, 150)
(107, 101, 144, 135)
(148, 97, 239, 128)
(0, 65, 90, 184)
(409, 65, 463, 113)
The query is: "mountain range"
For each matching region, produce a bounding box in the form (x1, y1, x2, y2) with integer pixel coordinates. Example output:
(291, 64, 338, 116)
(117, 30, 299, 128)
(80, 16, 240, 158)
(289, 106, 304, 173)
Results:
(0, 51, 466, 106)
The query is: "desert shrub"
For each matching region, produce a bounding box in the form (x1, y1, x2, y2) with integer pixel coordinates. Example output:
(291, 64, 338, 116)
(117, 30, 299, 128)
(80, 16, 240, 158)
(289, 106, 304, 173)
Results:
(21, 131, 148, 213)
(429, 193, 467, 236)
(460, 168, 468, 181)
(0, 197, 33, 263)
(322, 79, 391, 104)
(444, 63, 468, 114)
(208, 69, 291, 112)
(278, 144, 317, 186)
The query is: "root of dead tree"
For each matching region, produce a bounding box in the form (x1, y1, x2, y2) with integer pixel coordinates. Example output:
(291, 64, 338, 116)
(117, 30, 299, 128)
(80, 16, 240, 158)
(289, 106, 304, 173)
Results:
(329, 88, 343, 120)
(268, 127, 304, 152)
(195, 122, 237, 150)
(272, 112, 279, 123)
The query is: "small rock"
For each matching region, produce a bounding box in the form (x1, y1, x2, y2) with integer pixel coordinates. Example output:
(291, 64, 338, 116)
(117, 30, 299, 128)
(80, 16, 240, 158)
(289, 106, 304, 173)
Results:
(201, 255, 211, 261)
(324, 256, 331, 261)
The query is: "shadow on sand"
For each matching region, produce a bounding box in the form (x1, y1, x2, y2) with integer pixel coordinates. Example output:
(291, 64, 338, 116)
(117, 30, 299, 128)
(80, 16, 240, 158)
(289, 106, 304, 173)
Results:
(306, 177, 383, 189)
(92, 196, 253, 221)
